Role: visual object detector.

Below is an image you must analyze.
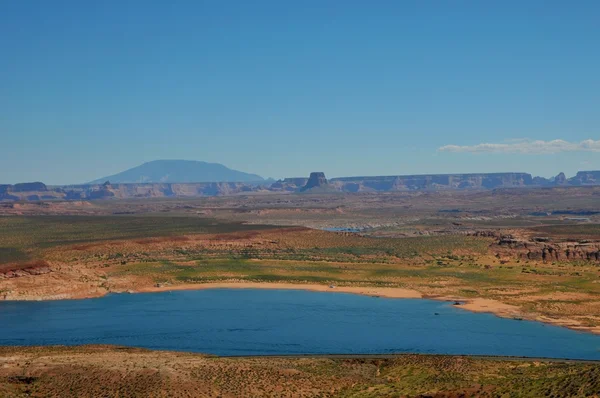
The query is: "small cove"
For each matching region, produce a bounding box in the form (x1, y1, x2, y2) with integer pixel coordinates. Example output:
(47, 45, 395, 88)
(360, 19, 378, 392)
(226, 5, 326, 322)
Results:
(1, 288, 599, 359)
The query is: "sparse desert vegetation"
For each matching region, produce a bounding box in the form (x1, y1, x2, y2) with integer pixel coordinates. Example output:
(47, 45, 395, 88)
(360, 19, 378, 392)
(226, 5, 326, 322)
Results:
(1, 188, 600, 336)
(2, 192, 600, 334)
(0, 346, 599, 397)
(0, 216, 276, 265)
(4, 1, 600, 395)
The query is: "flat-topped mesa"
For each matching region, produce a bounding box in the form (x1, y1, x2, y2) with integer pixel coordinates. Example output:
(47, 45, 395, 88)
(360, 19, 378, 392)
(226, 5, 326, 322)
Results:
(301, 172, 328, 191)
(0, 182, 50, 201)
(11, 182, 48, 192)
(570, 171, 600, 185)
(330, 173, 534, 191)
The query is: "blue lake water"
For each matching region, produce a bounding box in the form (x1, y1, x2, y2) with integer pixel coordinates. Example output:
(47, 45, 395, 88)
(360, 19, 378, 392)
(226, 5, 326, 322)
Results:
(1, 289, 599, 359)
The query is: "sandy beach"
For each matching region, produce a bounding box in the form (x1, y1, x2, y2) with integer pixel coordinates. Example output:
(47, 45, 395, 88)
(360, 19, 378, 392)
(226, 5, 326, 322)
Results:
(135, 281, 424, 299)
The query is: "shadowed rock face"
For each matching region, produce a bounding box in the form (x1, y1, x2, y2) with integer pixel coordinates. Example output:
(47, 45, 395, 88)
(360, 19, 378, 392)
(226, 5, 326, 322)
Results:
(302, 172, 328, 191)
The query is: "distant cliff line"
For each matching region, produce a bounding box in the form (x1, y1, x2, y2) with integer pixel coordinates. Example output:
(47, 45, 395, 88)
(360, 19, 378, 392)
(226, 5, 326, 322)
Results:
(1, 170, 600, 201)
(274, 171, 600, 192)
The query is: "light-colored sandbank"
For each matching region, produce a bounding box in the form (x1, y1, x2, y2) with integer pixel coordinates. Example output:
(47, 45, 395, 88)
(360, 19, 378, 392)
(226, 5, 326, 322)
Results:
(135, 282, 423, 299)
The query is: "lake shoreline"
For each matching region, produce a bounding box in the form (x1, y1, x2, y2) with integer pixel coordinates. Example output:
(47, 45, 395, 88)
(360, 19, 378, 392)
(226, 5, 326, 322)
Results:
(2, 345, 600, 363)
(132, 282, 600, 335)
(4, 280, 598, 336)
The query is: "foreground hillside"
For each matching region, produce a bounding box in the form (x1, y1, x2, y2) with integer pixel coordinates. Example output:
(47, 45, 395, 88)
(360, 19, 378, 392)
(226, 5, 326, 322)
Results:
(1, 346, 598, 397)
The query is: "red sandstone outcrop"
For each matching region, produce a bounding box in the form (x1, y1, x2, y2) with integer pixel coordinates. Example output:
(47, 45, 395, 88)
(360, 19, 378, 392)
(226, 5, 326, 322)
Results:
(493, 236, 600, 263)
(0, 261, 52, 279)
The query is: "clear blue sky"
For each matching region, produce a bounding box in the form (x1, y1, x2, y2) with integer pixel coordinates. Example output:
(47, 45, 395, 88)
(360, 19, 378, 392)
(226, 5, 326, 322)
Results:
(1, 0, 599, 184)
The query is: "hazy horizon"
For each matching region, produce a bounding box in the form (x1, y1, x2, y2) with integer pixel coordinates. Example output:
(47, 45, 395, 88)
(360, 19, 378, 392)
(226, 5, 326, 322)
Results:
(1, 157, 595, 186)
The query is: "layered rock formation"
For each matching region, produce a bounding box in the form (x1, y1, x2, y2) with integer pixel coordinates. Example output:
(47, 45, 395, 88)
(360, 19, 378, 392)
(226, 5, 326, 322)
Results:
(62, 182, 262, 200)
(0, 182, 61, 201)
(330, 173, 534, 192)
(0, 261, 52, 279)
(493, 235, 600, 263)
(269, 178, 308, 192)
(467, 231, 600, 264)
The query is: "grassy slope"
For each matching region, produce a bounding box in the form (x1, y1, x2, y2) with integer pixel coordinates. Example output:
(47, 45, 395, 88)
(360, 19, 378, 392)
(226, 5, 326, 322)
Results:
(0, 216, 275, 265)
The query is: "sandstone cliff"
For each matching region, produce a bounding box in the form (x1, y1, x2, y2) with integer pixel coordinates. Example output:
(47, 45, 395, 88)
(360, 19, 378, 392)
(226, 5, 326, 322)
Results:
(473, 231, 600, 264)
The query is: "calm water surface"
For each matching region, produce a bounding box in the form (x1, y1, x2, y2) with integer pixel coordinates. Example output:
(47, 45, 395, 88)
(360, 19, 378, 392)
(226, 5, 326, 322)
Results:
(1, 289, 599, 359)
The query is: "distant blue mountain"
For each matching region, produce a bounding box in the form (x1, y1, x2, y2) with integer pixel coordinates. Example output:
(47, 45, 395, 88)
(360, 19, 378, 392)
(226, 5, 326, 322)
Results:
(88, 160, 264, 184)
